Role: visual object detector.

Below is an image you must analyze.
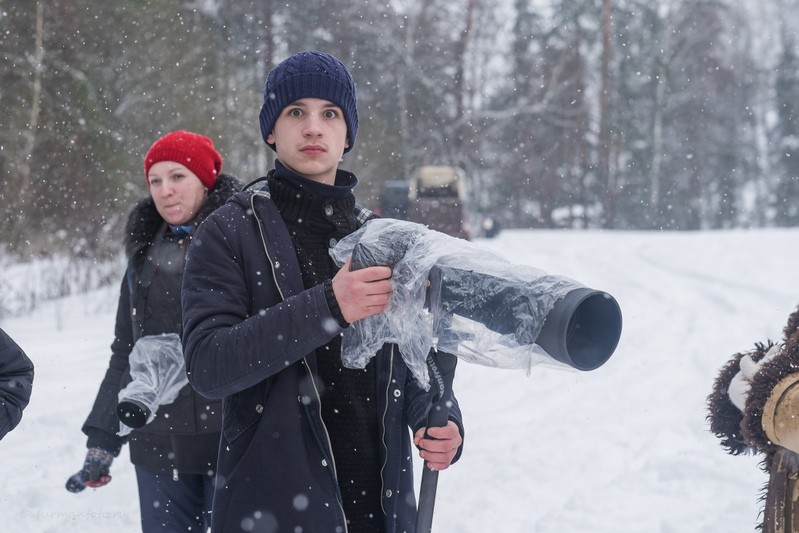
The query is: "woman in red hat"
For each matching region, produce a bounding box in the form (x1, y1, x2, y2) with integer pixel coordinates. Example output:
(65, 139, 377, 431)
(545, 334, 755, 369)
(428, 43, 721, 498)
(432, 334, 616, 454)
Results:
(66, 131, 241, 532)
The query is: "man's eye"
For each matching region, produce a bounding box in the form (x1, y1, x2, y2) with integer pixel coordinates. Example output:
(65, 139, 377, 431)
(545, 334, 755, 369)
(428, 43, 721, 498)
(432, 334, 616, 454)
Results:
(324, 109, 338, 119)
(289, 108, 302, 117)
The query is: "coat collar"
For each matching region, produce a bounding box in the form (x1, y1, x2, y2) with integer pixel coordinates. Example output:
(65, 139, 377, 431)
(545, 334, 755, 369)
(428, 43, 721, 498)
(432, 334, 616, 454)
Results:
(235, 170, 374, 301)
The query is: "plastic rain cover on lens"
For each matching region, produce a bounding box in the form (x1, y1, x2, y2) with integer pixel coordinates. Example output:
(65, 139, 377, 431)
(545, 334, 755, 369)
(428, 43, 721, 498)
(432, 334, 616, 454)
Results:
(330, 219, 584, 389)
(117, 333, 188, 436)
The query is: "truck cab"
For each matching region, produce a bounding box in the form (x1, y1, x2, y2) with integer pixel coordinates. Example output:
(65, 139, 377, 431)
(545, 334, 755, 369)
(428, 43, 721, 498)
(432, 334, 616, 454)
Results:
(380, 165, 470, 240)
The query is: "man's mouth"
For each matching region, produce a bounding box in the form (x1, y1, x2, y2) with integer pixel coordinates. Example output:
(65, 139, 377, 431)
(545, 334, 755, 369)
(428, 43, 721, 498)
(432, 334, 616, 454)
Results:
(301, 145, 325, 154)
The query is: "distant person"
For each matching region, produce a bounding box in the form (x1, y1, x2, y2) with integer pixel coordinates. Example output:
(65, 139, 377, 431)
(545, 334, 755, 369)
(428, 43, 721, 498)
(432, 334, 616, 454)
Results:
(480, 215, 501, 239)
(181, 50, 465, 532)
(0, 327, 34, 440)
(708, 304, 799, 532)
(66, 131, 241, 532)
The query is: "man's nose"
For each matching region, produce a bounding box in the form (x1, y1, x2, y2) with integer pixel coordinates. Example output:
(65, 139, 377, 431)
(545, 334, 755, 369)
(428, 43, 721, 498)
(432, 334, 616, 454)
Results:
(303, 114, 323, 136)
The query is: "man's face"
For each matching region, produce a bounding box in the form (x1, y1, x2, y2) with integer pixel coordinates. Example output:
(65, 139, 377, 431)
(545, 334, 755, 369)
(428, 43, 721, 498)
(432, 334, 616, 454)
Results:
(267, 97, 350, 185)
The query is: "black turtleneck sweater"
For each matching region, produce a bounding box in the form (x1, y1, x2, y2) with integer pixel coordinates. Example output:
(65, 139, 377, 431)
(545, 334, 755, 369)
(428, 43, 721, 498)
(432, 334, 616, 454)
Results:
(268, 161, 385, 533)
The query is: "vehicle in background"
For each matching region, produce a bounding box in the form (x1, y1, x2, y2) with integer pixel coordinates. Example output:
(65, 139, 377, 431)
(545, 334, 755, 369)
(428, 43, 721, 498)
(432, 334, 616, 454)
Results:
(379, 180, 411, 220)
(379, 166, 471, 240)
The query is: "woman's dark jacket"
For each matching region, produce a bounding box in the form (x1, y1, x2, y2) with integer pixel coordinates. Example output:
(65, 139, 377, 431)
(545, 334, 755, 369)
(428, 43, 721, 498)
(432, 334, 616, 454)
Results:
(0, 328, 34, 440)
(181, 175, 464, 533)
(81, 174, 240, 474)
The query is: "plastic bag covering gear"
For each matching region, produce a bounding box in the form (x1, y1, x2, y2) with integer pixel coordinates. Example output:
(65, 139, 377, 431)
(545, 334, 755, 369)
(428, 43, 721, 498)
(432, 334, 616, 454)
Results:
(117, 333, 188, 436)
(330, 219, 586, 388)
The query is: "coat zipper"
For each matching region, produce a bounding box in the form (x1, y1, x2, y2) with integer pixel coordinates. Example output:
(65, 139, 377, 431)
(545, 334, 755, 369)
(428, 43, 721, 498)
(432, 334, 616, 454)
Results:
(251, 191, 284, 299)
(251, 191, 349, 532)
(303, 359, 349, 533)
(379, 344, 394, 518)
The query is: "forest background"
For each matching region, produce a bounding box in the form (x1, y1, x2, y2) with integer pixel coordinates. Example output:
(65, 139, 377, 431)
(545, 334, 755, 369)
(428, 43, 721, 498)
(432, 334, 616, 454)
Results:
(2, 1, 799, 284)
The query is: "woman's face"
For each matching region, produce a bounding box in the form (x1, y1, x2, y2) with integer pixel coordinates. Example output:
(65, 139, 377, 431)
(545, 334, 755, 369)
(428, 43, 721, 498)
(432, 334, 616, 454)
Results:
(147, 161, 208, 225)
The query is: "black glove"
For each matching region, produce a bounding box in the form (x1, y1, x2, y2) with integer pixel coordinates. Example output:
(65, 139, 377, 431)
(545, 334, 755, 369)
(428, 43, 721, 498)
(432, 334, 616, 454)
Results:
(65, 447, 114, 493)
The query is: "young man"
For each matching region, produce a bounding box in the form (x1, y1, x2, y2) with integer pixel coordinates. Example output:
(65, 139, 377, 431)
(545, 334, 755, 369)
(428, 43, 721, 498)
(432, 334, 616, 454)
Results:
(181, 50, 464, 533)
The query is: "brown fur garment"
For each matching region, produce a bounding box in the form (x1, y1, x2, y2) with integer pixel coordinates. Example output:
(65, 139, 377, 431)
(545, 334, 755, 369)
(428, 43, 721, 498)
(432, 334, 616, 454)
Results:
(743, 309, 799, 460)
(707, 348, 761, 455)
(707, 307, 799, 532)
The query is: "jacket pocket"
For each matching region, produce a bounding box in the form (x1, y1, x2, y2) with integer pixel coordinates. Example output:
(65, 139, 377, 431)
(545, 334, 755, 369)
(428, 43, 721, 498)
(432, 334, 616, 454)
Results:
(222, 379, 270, 443)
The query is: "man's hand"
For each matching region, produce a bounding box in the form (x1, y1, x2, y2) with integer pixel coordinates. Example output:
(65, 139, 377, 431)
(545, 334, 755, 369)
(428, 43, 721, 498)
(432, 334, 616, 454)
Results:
(332, 258, 392, 323)
(414, 421, 463, 472)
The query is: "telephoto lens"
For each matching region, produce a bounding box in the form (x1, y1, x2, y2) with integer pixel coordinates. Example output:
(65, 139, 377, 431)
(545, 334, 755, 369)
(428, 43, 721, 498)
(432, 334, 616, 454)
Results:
(117, 399, 151, 429)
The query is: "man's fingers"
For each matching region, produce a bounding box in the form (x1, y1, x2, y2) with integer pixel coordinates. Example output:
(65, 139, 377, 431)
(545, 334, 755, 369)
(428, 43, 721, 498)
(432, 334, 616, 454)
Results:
(353, 265, 392, 283)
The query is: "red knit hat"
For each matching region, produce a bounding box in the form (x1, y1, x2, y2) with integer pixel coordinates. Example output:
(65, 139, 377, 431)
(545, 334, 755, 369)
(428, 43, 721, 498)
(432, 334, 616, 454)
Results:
(144, 130, 223, 189)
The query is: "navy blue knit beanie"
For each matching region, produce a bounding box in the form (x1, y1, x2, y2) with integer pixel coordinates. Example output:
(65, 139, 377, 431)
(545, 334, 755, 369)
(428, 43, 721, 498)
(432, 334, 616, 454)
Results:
(259, 50, 358, 153)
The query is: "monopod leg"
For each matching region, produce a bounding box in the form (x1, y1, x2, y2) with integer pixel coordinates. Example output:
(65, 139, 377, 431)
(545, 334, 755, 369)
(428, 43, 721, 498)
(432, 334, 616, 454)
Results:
(415, 350, 458, 533)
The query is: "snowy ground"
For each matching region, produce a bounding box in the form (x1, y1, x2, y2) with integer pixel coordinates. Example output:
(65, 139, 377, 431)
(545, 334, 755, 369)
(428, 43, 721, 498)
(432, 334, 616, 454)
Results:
(1, 227, 795, 532)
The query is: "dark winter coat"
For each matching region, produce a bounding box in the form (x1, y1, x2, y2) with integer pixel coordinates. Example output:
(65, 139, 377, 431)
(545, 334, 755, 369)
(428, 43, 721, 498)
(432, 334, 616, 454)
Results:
(0, 328, 34, 440)
(181, 175, 464, 533)
(82, 173, 241, 474)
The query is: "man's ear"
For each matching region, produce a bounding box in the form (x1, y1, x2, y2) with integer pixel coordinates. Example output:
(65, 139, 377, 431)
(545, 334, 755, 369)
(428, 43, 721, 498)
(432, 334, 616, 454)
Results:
(267, 131, 276, 145)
